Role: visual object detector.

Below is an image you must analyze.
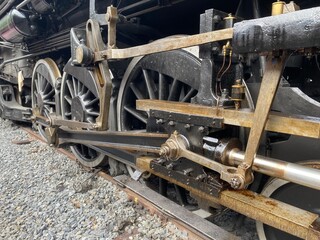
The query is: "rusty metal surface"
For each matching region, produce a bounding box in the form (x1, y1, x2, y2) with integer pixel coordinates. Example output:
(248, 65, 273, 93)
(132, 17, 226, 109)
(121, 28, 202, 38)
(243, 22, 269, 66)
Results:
(136, 156, 320, 239)
(86, 19, 112, 130)
(241, 55, 287, 186)
(136, 99, 320, 139)
(220, 190, 319, 239)
(114, 174, 239, 240)
(96, 28, 233, 60)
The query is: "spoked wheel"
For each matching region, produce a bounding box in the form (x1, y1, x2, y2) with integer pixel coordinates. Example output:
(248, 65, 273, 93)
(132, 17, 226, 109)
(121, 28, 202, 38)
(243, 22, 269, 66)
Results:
(117, 49, 201, 201)
(117, 49, 200, 131)
(31, 58, 60, 139)
(256, 161, 320, 240)
(60, 69, 107, 167)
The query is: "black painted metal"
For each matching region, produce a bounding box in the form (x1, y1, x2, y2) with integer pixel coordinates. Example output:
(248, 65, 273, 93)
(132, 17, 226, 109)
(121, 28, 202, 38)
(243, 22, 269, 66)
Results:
(150, 159, 225, 198)
(233, 6, 320, 53)
(150, 110, 223, 129)
(57, 128, 167, 150)
(0, 85, 32, 121)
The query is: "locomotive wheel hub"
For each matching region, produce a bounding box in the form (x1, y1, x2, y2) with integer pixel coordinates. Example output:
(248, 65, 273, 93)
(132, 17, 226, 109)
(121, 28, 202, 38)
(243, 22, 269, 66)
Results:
(71, 96, 85, 122)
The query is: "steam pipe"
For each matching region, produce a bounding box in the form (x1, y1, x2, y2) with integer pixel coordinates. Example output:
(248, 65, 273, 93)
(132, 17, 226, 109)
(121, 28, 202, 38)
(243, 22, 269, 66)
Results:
(228, 149, 320, 191)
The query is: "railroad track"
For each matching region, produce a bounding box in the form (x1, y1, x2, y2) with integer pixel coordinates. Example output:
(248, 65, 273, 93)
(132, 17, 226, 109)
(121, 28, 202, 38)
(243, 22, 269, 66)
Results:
(21, 126, 243, 240)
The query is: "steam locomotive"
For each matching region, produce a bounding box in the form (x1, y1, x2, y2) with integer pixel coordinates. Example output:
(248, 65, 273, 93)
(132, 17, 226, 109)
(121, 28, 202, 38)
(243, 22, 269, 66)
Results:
(0, 0, 320, 239)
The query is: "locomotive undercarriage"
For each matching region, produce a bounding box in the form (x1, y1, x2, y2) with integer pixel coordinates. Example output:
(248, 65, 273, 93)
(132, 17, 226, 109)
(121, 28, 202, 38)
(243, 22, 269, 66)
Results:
(1, 0, 320, 239)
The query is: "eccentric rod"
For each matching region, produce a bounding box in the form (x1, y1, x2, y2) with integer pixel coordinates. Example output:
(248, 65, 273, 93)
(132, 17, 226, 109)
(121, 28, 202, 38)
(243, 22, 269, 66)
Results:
(228, 149, 320, 191)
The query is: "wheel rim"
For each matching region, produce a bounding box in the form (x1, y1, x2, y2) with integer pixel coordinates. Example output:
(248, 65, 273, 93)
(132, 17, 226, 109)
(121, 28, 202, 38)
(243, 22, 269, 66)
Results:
(117, 50, 201, 131)
(31, 58, 60, 139)
(60, 68, 106, 167)
(256, 161, 320, 240)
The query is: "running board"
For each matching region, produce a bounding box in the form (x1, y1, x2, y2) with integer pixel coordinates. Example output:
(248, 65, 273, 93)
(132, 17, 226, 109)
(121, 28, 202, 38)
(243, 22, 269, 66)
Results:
(113, 175, 239, 240)
(0, 85, 32, 122)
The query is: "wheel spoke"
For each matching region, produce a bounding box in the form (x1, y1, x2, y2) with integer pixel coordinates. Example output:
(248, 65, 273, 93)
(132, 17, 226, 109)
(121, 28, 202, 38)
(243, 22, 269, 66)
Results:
(64, 95, 72, 105)
(87, 117, 94, 124)
(88, 148, 97, 159)
(86, 110, 100, 117)
(37, 73, 44, 91)
(66, 79, 75, 98)
(45, 101, 55, 105)
(72, 77, 78, 97)
(168, 79, 182, 101)
(85, 98, 99, 107)
(80, 144, 88, 157)
(34, 78, 40, 92)
(124, 105, 147, 124)
(43, 89, 55, 100)
(83, 89, 91, 100)
(43, 109, 49, 117)
(77, 79, 82, 94)
(159, 73, 168, 100)
(142, 69, 156, 99)
(130, 82, 144, 100)
(43, 81, 51, 93)
(43, 105, 51, 113)
(181, 88, 197, 102)
(80, 83, 85, 95)
(64, 112, 72, 117)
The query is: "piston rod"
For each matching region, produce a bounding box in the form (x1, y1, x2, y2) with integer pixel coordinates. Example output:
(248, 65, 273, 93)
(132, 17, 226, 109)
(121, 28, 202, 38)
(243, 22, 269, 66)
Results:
(228, 149, 320, 191)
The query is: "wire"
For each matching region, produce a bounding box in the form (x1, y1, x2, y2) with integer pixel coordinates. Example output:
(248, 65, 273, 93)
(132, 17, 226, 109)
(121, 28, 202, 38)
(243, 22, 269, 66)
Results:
(215, 54, 226, 96)
(218, 53, 232, 94)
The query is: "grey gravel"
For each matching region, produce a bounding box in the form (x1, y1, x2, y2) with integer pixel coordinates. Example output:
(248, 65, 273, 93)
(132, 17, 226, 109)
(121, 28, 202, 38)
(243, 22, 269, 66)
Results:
(0, 118, 189, 240)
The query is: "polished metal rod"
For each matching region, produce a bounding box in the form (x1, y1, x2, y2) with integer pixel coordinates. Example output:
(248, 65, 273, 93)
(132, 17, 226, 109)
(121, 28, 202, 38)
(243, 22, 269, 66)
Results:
(229, 149, 320, 191)
(16, 0, 32, 9)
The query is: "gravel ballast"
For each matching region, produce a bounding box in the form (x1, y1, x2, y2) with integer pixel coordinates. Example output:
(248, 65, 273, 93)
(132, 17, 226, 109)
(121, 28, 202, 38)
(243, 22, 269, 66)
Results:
(0, 118, 188, 240)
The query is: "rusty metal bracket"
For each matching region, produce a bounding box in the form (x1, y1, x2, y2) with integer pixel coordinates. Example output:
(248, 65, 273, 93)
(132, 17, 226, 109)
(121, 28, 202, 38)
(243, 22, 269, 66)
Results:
(106, 6, 118, 49)
(136, 156, 320, 239)
(239, 54, 287, 188)
(86, 19, 113, 130)
(94, 28, 234, 61)
(137, 100, 320, 139)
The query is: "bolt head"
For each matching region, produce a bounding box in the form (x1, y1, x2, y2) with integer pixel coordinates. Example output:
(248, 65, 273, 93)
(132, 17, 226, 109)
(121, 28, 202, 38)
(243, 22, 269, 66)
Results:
(168, 121, 175, 126)
(230, 177, 241, 189)
(198, 126, 205, 132)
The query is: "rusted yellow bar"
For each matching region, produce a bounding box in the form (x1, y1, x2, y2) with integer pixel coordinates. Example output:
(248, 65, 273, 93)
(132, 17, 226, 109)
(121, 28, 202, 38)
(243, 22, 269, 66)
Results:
(97, 28, 233, 60)
(136, 100, 320, 139)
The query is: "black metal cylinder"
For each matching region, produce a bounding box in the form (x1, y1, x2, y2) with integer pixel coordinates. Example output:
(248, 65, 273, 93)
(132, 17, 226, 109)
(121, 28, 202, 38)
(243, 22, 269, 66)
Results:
(233, 6, 320, 53)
